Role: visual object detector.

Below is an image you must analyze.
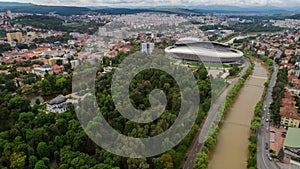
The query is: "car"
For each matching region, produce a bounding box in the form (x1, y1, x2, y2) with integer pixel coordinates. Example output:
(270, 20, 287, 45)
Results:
(267, 153, 273, 161)
(184, 156, 188, 161)
(265, 143, 269, 150)
(266, 119, 270, 122)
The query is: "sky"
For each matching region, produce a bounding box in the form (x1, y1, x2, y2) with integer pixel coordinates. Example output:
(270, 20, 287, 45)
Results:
(1, 0, 300, 7)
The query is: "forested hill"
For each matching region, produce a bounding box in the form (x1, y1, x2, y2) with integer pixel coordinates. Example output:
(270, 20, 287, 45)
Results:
(288, 14, 300, 19)
(0, 5, 201, 16)
(0, 2, 34, 6)
(94, 8, 201, 15)
(0, 5, 91, 16)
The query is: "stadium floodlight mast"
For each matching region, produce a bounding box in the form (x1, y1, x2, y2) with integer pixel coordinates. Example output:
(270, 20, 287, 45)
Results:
(72, 13, 226, 158)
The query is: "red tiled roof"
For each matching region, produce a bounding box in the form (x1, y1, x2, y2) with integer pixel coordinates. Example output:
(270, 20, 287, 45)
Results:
(282, 98, 296, 107)
(280, 106, 300, 120)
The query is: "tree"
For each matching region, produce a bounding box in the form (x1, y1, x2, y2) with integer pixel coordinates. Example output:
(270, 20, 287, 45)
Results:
(37, 142, 49, 158)
(41, 79, 52, 96)
(9, 96, 30, 113)
(34, 160, 48, 169)
(229, 65, 240, 76)
(248, 143, 257, 154)
(18, 112, 35, 123)
(29, 155, 38, 169)
(10, 152, 26, 169)
(5, 80, 16, 92)
(152, 157, 164, 169)
(194, 152, 208, 169)
(278, 148, 284, 161)
(35, 99, 41, 105)
(127, 158, 150, 169)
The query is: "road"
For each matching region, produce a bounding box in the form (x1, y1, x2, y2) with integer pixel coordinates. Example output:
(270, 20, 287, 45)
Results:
(225, 34, 257, 44)
(180, 57, 250, 169)
(257, 48, 281, 169)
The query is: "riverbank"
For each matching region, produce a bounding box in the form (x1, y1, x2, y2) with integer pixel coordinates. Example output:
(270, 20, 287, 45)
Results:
(193, 57, 255, 169)
(247, 57, 273, 168)
(206, 60, 267, 169)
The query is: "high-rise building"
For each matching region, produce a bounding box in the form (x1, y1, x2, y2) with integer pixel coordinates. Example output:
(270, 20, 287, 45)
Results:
(148, 43, 154, 54)
(141, 43, 155, 54)
(99, 27, 107, 37)
(141, 43, 148, 53)
(6, 10, 12, 19)
(6, 32, 22, 42)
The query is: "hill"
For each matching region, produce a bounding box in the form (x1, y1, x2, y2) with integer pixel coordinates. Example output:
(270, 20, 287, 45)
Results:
(0, 2, 34, 6)
(94, 7, 202, 15)
(0, 5, 91, 16)
(288, 14, 300, 19)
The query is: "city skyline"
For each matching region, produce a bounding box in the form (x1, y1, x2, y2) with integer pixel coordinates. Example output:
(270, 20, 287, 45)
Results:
(0, 0, 300, 8)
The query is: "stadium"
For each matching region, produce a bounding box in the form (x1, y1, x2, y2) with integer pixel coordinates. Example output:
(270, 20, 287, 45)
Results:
(165, 38, 244, 64)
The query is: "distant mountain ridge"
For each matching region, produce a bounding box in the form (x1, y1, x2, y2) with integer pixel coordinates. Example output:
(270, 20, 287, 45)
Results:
(0, 1, 299, 16)
(0, 2, 35, 6)
(288, 14, 300, 19)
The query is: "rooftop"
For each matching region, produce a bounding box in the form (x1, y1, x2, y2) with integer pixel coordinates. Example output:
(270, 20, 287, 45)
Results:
(165, 40, 243, 59)
(284, 128, 300, 148)
(280, 106, 300, 120)
(47, 95, 67, 105)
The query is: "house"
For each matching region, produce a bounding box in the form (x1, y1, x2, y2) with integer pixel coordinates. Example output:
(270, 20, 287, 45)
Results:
(52, 64, 63, 74)
(46, 95, 68, 113)
(34, 64, 53, 74)
(280, 106, 300, 128)
(283, 128, 300, 163)
(285, 49, 295, 56)
(282, 98, 296, 107)
(257, 49, 266, 55)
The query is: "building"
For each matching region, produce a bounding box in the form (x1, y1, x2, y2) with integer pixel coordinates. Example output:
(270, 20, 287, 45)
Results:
(99, 27, 107, 36)
(280, 106, 300, 128)
(141, 43, 148, 53)
(165, 38, 243, 64)
(6, 10, 12, 19)
(283, 128, 300, 162)
(46, 95, 68, 113)
(68, 40, 76, 46)
(141, 43, 154, 54)
(26, 32, 36, 37)
(6, 32, 22, 42)
(149, 43, 154, 54)
(33, 64, 53, 74)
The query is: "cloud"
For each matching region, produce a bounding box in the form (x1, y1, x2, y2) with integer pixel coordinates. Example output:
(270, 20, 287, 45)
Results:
(0, 0, 299, 7)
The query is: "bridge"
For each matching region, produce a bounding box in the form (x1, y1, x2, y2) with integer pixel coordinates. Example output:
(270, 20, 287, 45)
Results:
(219, 120, 251, 128)
(249, 75, 268, 80)
(244, 83, 265, 88)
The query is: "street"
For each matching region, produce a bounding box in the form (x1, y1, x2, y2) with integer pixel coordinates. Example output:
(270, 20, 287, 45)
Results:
(257, 48, 281, 169)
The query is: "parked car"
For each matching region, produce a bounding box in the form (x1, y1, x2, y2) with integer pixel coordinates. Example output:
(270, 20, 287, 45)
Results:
(265, 143, 269, 150)
(267, 153, 273, 161)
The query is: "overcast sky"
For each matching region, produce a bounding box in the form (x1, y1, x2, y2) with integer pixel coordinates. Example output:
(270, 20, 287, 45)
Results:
(1, 0, 300, 7)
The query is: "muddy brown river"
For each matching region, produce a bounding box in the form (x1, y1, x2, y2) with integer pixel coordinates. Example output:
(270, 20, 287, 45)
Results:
(208, 60, 268, 169)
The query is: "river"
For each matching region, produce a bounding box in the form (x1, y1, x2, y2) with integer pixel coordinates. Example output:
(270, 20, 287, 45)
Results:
(208, 60, 268, 169)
